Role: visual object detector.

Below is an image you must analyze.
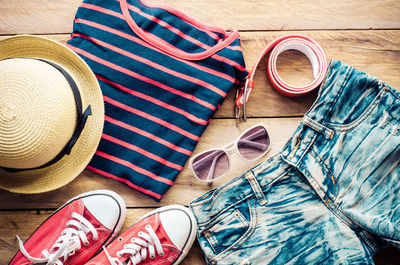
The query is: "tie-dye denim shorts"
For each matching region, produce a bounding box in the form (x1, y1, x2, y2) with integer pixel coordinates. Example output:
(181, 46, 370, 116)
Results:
(189, 59, 400, 265)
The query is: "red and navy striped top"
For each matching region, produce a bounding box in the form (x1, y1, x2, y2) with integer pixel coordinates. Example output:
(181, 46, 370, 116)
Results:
(67, 0, 248, 201)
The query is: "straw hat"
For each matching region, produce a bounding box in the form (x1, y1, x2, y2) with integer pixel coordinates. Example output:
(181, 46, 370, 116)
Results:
(0, 35, 104, 193)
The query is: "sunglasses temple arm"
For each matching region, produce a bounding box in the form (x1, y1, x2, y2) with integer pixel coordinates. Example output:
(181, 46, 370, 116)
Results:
(192, 151, 226, 181)
(206, 152, 225, 181)
(192, 150, 224, 166)
(242, 128, 267, 141)
(239, 139, 269, 150)
(239, 128, 270, 150)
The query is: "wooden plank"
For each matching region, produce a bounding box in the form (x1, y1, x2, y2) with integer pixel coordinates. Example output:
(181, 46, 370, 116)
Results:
(1, 0, 398, 263)
(1, 0, 400, 34)
(1, 30, 399, 118)
(1, 210, 399, 264)
(0, 117, 301, 209)
(0, 0, 80, 34)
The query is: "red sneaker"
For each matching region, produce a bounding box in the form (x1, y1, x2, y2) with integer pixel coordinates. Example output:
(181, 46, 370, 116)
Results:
(85, 205, 197, 265)
(9, 190, 126, 265)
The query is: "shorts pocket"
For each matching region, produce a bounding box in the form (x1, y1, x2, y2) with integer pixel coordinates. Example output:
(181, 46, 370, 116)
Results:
(325, 79, 389, 132)
(199, 198, 257, 257)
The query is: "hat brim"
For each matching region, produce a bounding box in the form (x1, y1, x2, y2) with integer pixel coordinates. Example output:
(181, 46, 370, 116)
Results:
(0, 35, 104, 193)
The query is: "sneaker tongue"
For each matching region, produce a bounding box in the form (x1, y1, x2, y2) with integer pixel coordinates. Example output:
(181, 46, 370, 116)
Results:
(145, 213, 161, 231)
(157, 220, 179, 250)
(145, 213, 180, 252)
(83, 204, 103, 229)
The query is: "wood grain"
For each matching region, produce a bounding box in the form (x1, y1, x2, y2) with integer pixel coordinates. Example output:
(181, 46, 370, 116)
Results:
(1, 210, 399, 265)
(0, 118, 301, 209)
(1, 0, 400, 34)
(1, 1, 399, 263)
(1, 30, 398, 118)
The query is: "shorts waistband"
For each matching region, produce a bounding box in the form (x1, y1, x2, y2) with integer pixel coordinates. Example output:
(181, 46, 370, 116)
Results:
(304, 59, 400, 126)
(189, 154, 293, 225)
(281, 59, 400, 168)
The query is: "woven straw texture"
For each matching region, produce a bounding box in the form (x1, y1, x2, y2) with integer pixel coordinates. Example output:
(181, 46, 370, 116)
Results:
(0, 35, 104, 194)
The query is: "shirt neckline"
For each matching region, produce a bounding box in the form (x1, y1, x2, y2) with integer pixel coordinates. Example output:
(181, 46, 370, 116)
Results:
(119, 0, 240, 61)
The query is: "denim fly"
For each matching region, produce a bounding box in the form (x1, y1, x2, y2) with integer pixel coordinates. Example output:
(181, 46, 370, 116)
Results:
(189, 59, 400, 265)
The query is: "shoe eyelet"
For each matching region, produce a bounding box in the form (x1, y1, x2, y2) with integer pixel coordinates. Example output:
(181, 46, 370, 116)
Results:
(118, 237, 123, 242)
(160, 252, 165, 257)
(83, 242, 89, 246)
(117, 252, 122, 257)
(138, 231, 143, 236)
(71, 211, 77, 216)
(150, 255, 155, 259)
(145, 225, 151, 229)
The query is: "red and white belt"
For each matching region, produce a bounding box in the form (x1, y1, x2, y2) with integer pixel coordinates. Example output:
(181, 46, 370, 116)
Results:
(235, 34, 327, 121)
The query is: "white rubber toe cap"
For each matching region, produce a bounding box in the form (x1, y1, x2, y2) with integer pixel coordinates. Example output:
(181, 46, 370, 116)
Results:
(81, 190, 126, 230)
(159, 207, 195, 250)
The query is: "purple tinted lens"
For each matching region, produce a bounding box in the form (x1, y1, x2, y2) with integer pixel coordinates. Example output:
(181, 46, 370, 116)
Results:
(238, 125, 270, 160)
(192, 150, 229, 181)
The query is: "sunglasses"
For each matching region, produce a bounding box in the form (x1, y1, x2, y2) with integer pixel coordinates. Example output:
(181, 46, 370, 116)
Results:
(189, 123, 270, 182)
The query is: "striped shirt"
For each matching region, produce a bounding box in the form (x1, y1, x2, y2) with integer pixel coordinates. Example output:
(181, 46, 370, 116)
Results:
(67, 0, 248, 201)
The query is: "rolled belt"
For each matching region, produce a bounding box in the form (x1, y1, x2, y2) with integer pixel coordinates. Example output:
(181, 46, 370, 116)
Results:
(235, 34, 327, 121)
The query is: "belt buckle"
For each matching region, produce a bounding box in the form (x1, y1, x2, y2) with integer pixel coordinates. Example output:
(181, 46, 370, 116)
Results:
(235, 78, 249, 122)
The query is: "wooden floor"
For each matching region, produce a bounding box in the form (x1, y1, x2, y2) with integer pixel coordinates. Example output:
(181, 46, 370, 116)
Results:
(1, 0, 399, 264)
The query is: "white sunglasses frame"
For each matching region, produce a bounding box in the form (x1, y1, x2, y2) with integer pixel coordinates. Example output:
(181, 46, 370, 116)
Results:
(189, 123, 270, 182)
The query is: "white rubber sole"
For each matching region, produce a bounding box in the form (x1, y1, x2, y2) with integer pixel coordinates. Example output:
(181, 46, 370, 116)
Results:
(64, 189, 127, 245)
(138, 204, 198, 265)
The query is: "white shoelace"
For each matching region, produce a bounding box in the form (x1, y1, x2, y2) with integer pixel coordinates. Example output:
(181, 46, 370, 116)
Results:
(104, 224, 164, 265)
(17, 211, 98, 265)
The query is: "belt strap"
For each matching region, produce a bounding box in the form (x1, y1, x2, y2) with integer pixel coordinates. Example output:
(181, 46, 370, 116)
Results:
(235, 34, 327, 121)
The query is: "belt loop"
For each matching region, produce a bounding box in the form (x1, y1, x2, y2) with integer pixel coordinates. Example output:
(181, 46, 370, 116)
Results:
(302, 116, 334, 140)
(243, 171, 267, 206)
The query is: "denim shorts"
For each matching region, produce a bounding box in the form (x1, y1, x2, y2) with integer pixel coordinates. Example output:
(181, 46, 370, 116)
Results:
(189, 59, 400, 265)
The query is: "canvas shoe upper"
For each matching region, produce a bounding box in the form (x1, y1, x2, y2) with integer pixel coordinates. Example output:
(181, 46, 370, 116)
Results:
(85, 205, 197, 265)
(9, 190, 126, 265)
